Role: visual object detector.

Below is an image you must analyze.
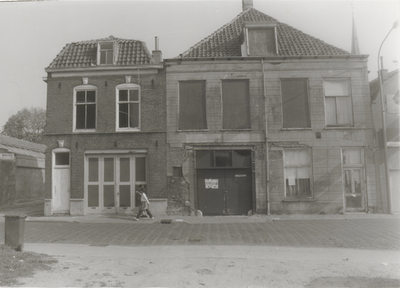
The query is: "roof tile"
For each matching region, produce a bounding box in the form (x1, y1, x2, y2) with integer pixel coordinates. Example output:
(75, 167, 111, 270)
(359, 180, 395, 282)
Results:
(47, 36, 152, 69)
(180, 8, 349, 58)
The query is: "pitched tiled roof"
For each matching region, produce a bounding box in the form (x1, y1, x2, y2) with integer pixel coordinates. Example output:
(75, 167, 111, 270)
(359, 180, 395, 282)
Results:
(0, 135, 46, 158)
(180, 8, 350, 58)
(370, 69, 399, 102)
(47, 36, 152, 69)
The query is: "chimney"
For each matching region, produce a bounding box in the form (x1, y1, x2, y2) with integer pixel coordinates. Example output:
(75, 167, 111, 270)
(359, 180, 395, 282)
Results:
(152, 36, 162, 64)
(242, 0, 253, 11)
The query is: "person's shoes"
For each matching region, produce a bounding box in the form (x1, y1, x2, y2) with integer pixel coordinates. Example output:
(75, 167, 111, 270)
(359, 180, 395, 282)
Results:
(133, 218, 139, 221)
(150, 217, 155, 220)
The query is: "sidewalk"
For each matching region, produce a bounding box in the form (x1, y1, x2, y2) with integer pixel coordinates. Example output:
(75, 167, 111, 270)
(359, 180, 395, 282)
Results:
(1, 200, 399, 224)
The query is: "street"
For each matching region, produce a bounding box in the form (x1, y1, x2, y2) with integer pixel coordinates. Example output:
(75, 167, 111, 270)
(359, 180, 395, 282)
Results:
(1, 216, 400, 287)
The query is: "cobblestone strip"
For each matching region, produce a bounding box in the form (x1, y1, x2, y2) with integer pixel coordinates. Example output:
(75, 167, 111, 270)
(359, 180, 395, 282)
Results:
(0, 219, 399, 249)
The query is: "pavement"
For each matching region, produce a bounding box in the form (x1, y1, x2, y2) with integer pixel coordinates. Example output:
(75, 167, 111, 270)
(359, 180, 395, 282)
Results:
(1, 201, 400, 287)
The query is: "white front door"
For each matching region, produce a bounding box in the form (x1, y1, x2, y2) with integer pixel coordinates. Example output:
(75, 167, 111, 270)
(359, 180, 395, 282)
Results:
(85, 154, 146, 214)
(52, 151, 70, 214)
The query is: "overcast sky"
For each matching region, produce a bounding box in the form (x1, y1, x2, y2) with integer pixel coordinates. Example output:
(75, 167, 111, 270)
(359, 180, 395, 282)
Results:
(0, 0, 398, 129)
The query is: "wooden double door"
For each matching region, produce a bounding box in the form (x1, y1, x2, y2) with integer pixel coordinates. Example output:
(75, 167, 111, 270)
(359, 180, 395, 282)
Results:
(197, 168, 253, 216)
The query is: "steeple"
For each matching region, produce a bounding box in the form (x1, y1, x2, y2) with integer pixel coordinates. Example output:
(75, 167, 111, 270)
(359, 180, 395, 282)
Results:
(351, 7, 360, 54)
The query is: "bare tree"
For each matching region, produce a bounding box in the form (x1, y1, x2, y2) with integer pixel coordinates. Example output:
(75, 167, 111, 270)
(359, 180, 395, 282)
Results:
(1, 107, 46, 144)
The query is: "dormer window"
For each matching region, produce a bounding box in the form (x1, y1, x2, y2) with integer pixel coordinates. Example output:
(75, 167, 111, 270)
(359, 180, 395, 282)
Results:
(98, 42, 114, 65)
(242, 22, 278, 56)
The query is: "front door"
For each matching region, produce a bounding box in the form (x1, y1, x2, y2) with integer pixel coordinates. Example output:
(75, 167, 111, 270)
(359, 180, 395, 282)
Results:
(85, 154, 145, 214)
(343, 168, 364, 212)
(52, 151, 70, 214)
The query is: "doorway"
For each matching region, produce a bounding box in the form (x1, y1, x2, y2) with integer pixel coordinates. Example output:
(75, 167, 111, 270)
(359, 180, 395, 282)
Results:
(342, 148, 365, 212)
(196, 149, 253, 216)
(52, 150, 71, 214)
(85, 154, 146, 214)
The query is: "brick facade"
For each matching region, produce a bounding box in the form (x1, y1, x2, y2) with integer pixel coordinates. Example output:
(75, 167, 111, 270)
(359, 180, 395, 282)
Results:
(44, 66, 167, 215)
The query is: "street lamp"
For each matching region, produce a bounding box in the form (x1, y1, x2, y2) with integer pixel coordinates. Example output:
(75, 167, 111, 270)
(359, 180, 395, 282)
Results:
(377, 20, 398, 214)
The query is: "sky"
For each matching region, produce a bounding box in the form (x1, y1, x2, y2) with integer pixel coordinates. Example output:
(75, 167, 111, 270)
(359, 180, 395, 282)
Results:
(0, 0, 399, 129)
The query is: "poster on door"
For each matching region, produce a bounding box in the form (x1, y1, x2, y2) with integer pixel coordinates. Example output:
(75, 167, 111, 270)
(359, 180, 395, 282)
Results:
(205, 179, 218, 189)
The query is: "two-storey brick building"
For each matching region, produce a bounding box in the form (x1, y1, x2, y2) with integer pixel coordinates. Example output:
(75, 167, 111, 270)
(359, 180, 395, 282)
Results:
(43, 36, 167, 216)
(165, 1, 378, 215)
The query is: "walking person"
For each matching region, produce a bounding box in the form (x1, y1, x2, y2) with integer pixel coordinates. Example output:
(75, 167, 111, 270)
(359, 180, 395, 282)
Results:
(135, 186, 154, 220)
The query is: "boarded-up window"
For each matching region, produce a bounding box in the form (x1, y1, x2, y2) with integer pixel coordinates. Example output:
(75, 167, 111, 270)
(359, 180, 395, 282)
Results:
(248, 28, 276, 55)
(284, 149, 312, 197)
(76, 90, 96, 130)
(324, 79, 353, 126)
(179, 81, 207, 130)
(281, 79, 310, 128)
(222, 80, 250, 129)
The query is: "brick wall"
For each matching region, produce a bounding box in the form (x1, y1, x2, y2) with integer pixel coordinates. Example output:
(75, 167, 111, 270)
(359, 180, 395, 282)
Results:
(44, 68, 167, 210)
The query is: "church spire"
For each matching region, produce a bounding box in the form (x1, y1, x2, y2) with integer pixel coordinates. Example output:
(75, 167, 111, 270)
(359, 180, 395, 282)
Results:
(351, 7, 360, 54)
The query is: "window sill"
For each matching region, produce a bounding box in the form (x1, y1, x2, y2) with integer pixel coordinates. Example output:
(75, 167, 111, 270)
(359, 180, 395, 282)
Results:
(220, 129, 252, 132)
(281, 128, 312, 131)
(283, 198, 315, 202)
(177, 129, 209, 132)
(73, 129, 97, 133)
(116, 128, 141, 132)
(324, 126, 354, 130)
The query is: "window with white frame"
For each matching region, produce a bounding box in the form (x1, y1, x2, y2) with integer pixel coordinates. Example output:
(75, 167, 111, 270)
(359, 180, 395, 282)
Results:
(323, 79, 353, 126)
(116, 84, 140, 130)
(284, 149, 312, 197)
(74, 86, 97, 131)
(98, 42, 114, 65)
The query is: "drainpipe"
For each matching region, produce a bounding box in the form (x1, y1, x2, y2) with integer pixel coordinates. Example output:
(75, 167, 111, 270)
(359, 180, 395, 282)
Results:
(262, 59, 270, 215)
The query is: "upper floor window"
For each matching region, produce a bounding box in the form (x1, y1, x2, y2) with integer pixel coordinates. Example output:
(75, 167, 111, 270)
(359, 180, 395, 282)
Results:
(242, 23, 277, 56)
(116, 83, 140, 131)
(323, 79, 353, 127)
(281, 79, 310, 128)
(284, 149, 312, 197)
(179, 81, 207, 130)
(222, 79, 250, 130)
(74, 85, 97, 131)
(98, 42, 114, 65)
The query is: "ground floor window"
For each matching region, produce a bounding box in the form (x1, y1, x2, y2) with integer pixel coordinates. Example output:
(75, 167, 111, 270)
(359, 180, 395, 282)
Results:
(284, 149, 312, 197)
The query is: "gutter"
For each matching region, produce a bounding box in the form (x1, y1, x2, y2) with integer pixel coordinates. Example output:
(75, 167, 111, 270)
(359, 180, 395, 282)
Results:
(165, 54, 369, 63)
(261, 59, 270, 216)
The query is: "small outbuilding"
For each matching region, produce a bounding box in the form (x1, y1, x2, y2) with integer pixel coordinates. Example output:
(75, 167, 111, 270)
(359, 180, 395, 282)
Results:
(0, 135, 46, 206)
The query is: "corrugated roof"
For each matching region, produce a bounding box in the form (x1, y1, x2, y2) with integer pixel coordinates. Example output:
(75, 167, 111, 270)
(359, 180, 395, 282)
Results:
(47, 36, 153, 69)
(0, 135, 46, 158)
(180, 8, 350, 58)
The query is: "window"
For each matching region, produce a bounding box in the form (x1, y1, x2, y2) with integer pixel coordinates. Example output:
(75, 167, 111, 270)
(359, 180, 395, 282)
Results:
(74, 87, 97, 131)
(242, 23, 277, 56)
(284, 149, 312, 197)
(248, 27, 276, 55)
(196, 150, 251, 168)
(55, 152, 70, 166)
(179, 81, 207, 130)
(116, 84, 140, 130)
(281, 79, 310, 128)
(222, 80, 250, 129)
(99, 42, 114, 65)
(323, 79, 353, 126)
